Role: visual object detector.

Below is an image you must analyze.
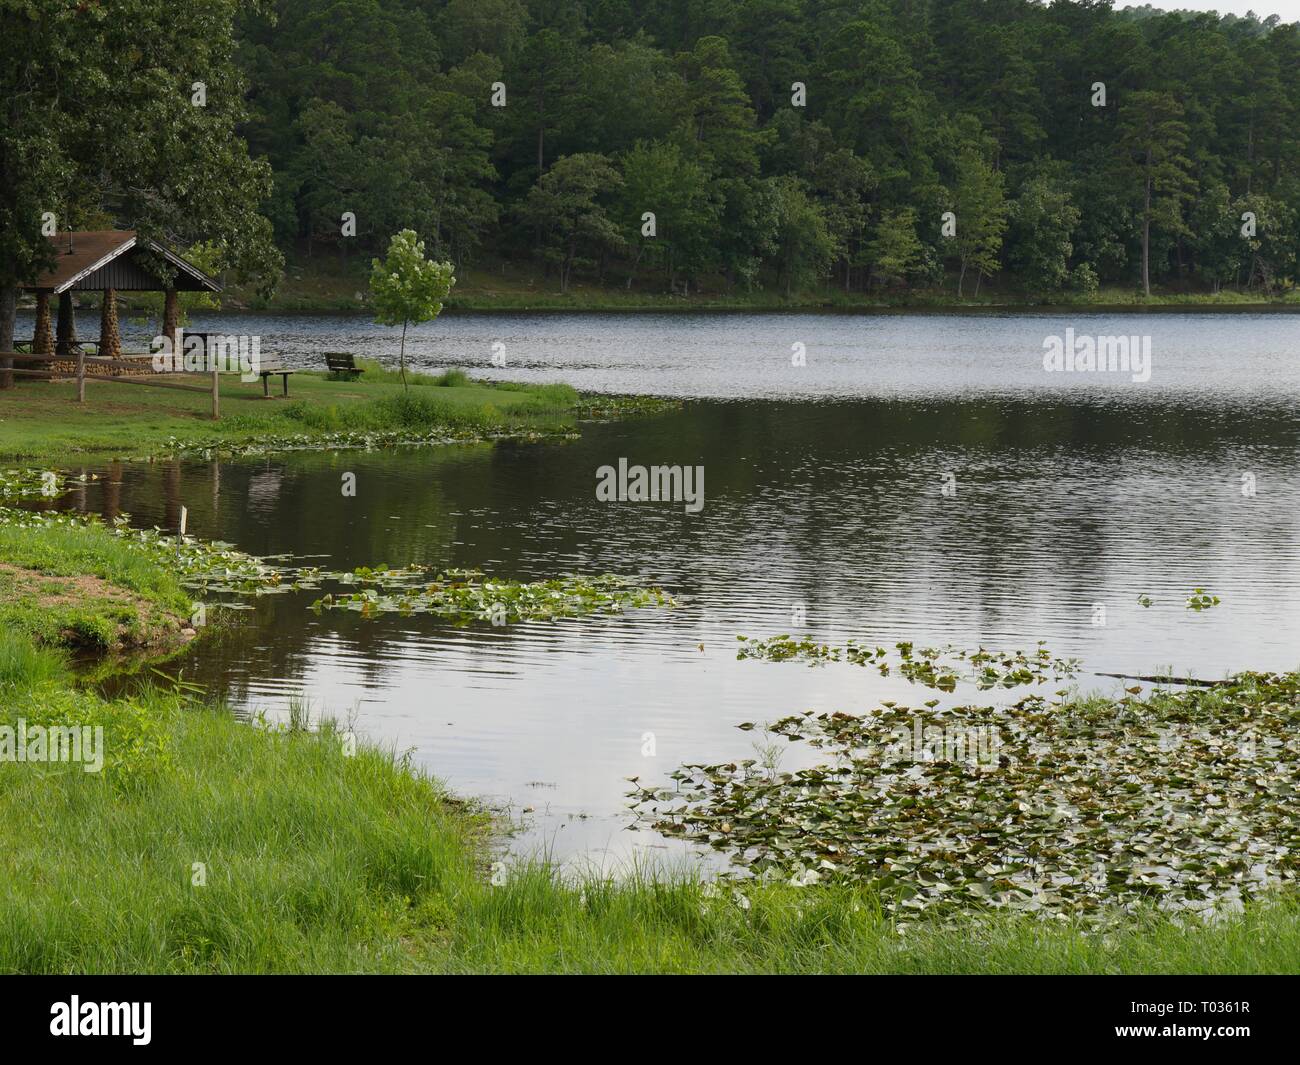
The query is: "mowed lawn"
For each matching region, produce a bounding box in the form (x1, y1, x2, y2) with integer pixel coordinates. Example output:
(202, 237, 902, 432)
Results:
(0, 365, 580, 461)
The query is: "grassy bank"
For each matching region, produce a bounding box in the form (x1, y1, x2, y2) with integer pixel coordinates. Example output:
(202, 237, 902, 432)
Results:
(212, 256, 1300, 313)
(0, 362, 587, 463)
(1, 513, 1298, 972)
(5, 668, 1300, 972)
(0, 516, 192, 654)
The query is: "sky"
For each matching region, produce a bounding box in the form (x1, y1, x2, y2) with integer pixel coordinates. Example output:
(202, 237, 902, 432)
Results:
(1116, 0, 1300, 21)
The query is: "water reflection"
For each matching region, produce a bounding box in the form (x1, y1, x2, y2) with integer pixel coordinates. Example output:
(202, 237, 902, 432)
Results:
(54, 388, 1300, 867)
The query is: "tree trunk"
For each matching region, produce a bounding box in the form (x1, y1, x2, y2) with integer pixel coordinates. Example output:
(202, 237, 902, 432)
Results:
(957, 257, 967, 299)
(626, 244, 644, 289)
(0, 283, 17, 389)
(399, 319, 409, 393)
(1141, 173, 1152, 297)
(536, 111, 545, 175)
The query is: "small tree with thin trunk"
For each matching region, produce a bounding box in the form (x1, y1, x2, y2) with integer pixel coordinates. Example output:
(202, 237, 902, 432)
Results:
(369, 230, 455, 391)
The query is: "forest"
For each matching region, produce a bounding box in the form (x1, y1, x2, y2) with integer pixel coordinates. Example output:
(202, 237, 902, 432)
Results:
(227, 0, 1300, 299)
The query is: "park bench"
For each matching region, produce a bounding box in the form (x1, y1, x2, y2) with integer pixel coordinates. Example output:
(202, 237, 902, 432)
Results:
(324, 351, 364, 379)
(258, 357, 295, 397)
(179, 333, 292, 396)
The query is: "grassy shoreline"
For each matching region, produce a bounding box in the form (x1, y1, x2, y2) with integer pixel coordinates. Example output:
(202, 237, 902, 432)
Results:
(240, 286, 1300, 315)
(194, 257, 1300, 314)
(18, 257, 1290, 315)
(0, 504, 1296, 971)
(0, 361, 644, 464)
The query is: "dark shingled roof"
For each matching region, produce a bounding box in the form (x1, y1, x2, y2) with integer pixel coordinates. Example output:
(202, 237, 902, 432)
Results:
(25, 231, 221, 294)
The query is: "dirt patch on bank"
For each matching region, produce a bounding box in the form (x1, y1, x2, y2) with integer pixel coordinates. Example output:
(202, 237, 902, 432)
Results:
(0, 563, 195, 652)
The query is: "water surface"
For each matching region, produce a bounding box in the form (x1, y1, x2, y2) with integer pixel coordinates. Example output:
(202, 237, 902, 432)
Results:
(49, 311, 1300, 868)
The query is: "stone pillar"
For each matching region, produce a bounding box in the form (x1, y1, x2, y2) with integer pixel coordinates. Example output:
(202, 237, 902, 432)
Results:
(163, 287, 180, 354)
(33, 291, 53, 354)
(55, 291, 77, 358)
(99, 287, 121, 362)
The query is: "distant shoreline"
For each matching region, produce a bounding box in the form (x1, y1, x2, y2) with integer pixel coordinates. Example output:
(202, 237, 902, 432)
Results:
(19, 300, 1297, 319)
(186, 301, 1300, 317)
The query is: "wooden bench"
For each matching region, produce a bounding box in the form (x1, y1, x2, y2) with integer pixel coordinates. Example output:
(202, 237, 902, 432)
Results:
(324, 351, 363, 379)
(258, 358, 295, 397)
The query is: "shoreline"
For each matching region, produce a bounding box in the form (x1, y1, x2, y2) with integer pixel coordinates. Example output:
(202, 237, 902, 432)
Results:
(170, 301, 1300, 317)
(17, 283, 1300, 320)
(3, 390, 1298, 973)
(0, 364, 673, 465)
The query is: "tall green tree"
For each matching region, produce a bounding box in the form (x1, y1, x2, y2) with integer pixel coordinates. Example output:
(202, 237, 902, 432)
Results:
(950, 147, 1009, 297)
(868, 208, 924, 290)
(1006, 175, 1082, 296)
(369, 229, 455, 391)
(1116, 90, 1194, 295)
(617, 141, 718, 292)
(769, 177, 835, 297)
(673, 36, 771, 177)
(520, 153, 626, 292)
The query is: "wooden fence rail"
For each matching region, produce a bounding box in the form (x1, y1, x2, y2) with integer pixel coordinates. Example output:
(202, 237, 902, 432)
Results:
(1, 351, 220, 418)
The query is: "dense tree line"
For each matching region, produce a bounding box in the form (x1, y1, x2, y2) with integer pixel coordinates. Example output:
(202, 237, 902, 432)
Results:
(68, 0, 1300, 300)
(240, 1, 1300, 296)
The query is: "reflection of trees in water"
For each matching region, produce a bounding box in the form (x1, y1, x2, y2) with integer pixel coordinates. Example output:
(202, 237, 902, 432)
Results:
(65, 397, 1300, 699)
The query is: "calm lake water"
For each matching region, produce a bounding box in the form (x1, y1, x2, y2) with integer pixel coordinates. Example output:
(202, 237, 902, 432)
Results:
(44, 311, 1300, 869)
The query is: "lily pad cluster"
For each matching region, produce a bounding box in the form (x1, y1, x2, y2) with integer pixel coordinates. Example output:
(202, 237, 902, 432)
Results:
(630, 672, 1300, 924)
(162, 424, 576, 460)
(0, 468, 67, 499)
(736, 636, 1080, 692)
(309, 566, 675, 623)
(571, 395, 682, 420)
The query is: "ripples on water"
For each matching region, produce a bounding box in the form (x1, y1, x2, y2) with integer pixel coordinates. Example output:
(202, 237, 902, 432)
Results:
(41, 311, 1300, 867)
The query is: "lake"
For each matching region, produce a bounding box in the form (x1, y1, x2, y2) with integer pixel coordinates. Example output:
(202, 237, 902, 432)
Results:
(43, 310, 1300, 870)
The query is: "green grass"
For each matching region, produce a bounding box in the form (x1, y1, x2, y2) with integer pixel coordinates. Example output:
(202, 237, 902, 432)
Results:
(0, 367, 582, 462)
(2, 668, 1297, 973)
(0, 517, 191, 650)
(1, 489, 1296, 973)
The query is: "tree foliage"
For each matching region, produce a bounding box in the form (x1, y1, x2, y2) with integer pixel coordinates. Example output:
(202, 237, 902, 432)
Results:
(231, 0, 1300, 298)
(10, 0, 1300, 323)
(369, 229, 455, 389)
(0, 0, 282, 386)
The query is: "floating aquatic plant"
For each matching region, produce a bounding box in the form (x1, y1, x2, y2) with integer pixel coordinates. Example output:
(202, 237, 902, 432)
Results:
(630, 671, 1300, 924)
(1186, 588, 1221, 611)
(1, 501, 673, 627)
(572, 395, 682, 420)
(736, 636, 1080, 692)
(0, 468, 74, 499)
(310, 567, 675, 624)
(161, 424, 578, 460)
